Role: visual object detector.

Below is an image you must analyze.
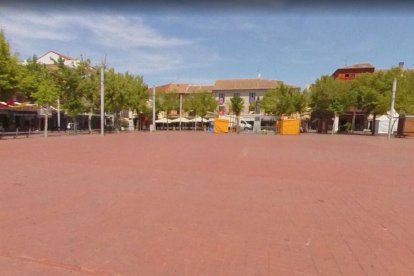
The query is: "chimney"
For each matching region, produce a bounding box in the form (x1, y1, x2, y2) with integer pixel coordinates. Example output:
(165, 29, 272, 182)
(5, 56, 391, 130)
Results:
(399, 62, 404, 70)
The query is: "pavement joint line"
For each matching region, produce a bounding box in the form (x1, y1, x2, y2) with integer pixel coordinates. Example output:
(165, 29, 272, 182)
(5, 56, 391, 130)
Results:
(0, 252, 120, 275)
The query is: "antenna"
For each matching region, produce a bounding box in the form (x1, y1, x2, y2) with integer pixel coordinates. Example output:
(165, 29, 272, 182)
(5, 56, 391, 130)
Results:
(100, 53, 106, 136)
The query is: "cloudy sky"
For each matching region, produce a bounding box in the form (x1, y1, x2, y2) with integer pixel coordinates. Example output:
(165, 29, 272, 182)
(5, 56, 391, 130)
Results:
(1, 1, 414, 89)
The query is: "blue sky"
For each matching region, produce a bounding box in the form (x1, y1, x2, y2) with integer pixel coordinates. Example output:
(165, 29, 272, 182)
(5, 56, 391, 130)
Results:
(1, 3, 414, 89)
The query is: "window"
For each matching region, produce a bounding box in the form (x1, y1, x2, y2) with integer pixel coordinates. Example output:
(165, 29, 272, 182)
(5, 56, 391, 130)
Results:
(249, 92, 256, 103)
(234, 92, 240, 98)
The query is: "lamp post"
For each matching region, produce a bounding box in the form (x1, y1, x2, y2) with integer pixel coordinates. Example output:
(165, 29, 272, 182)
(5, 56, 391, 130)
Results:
(387, 78, 397, 140)
(57, 96, 60, 132)
(152, 86, 156, 132)
(100, 64, 105, 136)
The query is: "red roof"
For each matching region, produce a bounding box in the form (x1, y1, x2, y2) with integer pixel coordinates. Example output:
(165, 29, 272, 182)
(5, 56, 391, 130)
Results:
(38, 50, 76, 61)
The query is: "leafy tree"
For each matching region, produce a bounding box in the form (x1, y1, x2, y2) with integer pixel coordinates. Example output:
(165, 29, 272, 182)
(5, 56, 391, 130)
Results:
(156, 92, 179, 129)
(393, 69, 414, 114)
(52, 57, 84, 122)
(75, 61, 100, 132)
(183, 92, 217, 130)
(105, 69, 147, 131)
(310, 76, 351, 133)
(351, 71, 392, 135)
(19, 55, 47, 102)
(261, 84, 307, 117)
(32, 77, 59, 137)
(0, 30, 20, 100)
(230, 95, 244, 133)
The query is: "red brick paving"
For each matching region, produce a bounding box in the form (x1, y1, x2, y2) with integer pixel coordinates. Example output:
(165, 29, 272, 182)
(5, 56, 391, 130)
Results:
(0, 132, 413, 275)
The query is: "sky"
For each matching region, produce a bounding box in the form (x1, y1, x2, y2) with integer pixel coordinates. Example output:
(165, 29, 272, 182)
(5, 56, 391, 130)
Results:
(1, 1, 414, 89)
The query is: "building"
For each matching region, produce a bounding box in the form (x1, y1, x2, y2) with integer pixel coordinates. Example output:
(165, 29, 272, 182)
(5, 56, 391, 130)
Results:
(212, 78, 299, 115)
(332, 63, 375, 80)
(150, 83, 213, 95)
(149, 83, 213, 118)
(35, 50, 81, 68)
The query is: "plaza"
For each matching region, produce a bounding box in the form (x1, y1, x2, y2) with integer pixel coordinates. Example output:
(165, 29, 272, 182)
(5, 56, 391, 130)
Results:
(0, 133, 413, 275)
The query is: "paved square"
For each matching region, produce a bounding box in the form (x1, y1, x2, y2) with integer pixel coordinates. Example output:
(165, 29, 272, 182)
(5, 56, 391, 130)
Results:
(1, 132, 413, 275)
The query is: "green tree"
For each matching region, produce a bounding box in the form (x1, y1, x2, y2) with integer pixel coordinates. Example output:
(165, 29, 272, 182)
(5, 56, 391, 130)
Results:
(105, 69, 148, 131)
(76, 61, 100, 133)
(310, 76, 350, 133)
(393, 69, 414, 114)
(261, 84, 307, 117)
(230, 95, 244, 133)
(19, 55, 47, 102)
(183, 92, 217, 130)
(32, 77, 59, 137)
(156, 92, 179, 129)
(351, 71, 392, 135)
(0, 30, 20, 100)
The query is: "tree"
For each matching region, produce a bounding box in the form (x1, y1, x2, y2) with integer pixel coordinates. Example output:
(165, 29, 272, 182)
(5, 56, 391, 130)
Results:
(0, 30, 20, 101)
(351, 71, 392, 135)
(76, 61, 99, 133)
(230, 95, 244, 133)
(19, 55, 47, 102)
(52, 57, 85, 124)
(156, 92, 179, 129)
(104, 69, 148, 131)
(261, 84, 307, 117)
(32, 77, 59, 137)
(310, 76, 350, 133)
(393, 69, 414, 114)
(183, 92, 217, 130)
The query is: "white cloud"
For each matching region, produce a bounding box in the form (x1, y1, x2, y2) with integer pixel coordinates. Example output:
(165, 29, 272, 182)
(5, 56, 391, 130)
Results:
(0, 8, 221, 83)
(74, 15, 191, 49)
(0, 11, 75, 41)
(0, 9, 191, 49)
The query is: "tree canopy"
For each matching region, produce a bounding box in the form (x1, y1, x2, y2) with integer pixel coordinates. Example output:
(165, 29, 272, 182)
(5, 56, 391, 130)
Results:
(0, 30, 20, 100)
(183, 91, 217, 118)
(261, 84, 307, 117)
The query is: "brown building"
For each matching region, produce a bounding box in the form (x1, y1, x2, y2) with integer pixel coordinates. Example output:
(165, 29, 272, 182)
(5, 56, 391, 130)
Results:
(149, 83, 213, 96)
(331, 63, 375, 80)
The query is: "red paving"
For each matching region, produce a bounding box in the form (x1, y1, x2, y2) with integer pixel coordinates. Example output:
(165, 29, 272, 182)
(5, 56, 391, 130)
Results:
(0, 132, 413, 275)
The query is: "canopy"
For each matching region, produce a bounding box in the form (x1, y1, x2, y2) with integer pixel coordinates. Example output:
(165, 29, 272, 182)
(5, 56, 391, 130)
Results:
(155, 118, 169, 123)
(170, 117, 190, 123)
(189, 116, 209, 123)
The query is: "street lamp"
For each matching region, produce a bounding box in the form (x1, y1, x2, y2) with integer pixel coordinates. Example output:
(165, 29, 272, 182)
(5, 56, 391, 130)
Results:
(387, 62, 403, 140)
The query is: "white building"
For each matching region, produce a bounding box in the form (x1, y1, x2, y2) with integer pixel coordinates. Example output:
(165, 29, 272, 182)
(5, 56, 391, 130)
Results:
(36, 51, 80, 68)
(212, 78, 300, 115)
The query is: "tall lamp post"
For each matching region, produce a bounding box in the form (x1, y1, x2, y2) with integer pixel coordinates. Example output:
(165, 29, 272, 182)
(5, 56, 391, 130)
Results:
(152, 86, 156, 132)
(387, 62, 404, 140)
(387, 78, 397, 140)
(100, 64, 105, 136)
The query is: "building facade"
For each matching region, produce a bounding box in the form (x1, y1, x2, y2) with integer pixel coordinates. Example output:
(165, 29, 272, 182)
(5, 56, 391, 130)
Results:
(212, 78, 299, 115)
(331, 63, 375, 80)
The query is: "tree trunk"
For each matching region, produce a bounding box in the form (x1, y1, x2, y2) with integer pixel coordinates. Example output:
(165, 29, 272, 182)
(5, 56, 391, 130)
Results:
(371, 114, 377, 135)
(115, 112, 120, 132)
(73, 117, 78, 135)
(236, 115, 240, 134)
(44, 104, 48, 137)
(88, 107, 92, 134)
(351, 110, 356, 133)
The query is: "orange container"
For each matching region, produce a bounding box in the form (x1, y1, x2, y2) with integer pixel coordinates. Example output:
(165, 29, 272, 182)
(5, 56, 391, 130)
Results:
(214, 118, 229, 133)
(277, 119, 300, 135)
